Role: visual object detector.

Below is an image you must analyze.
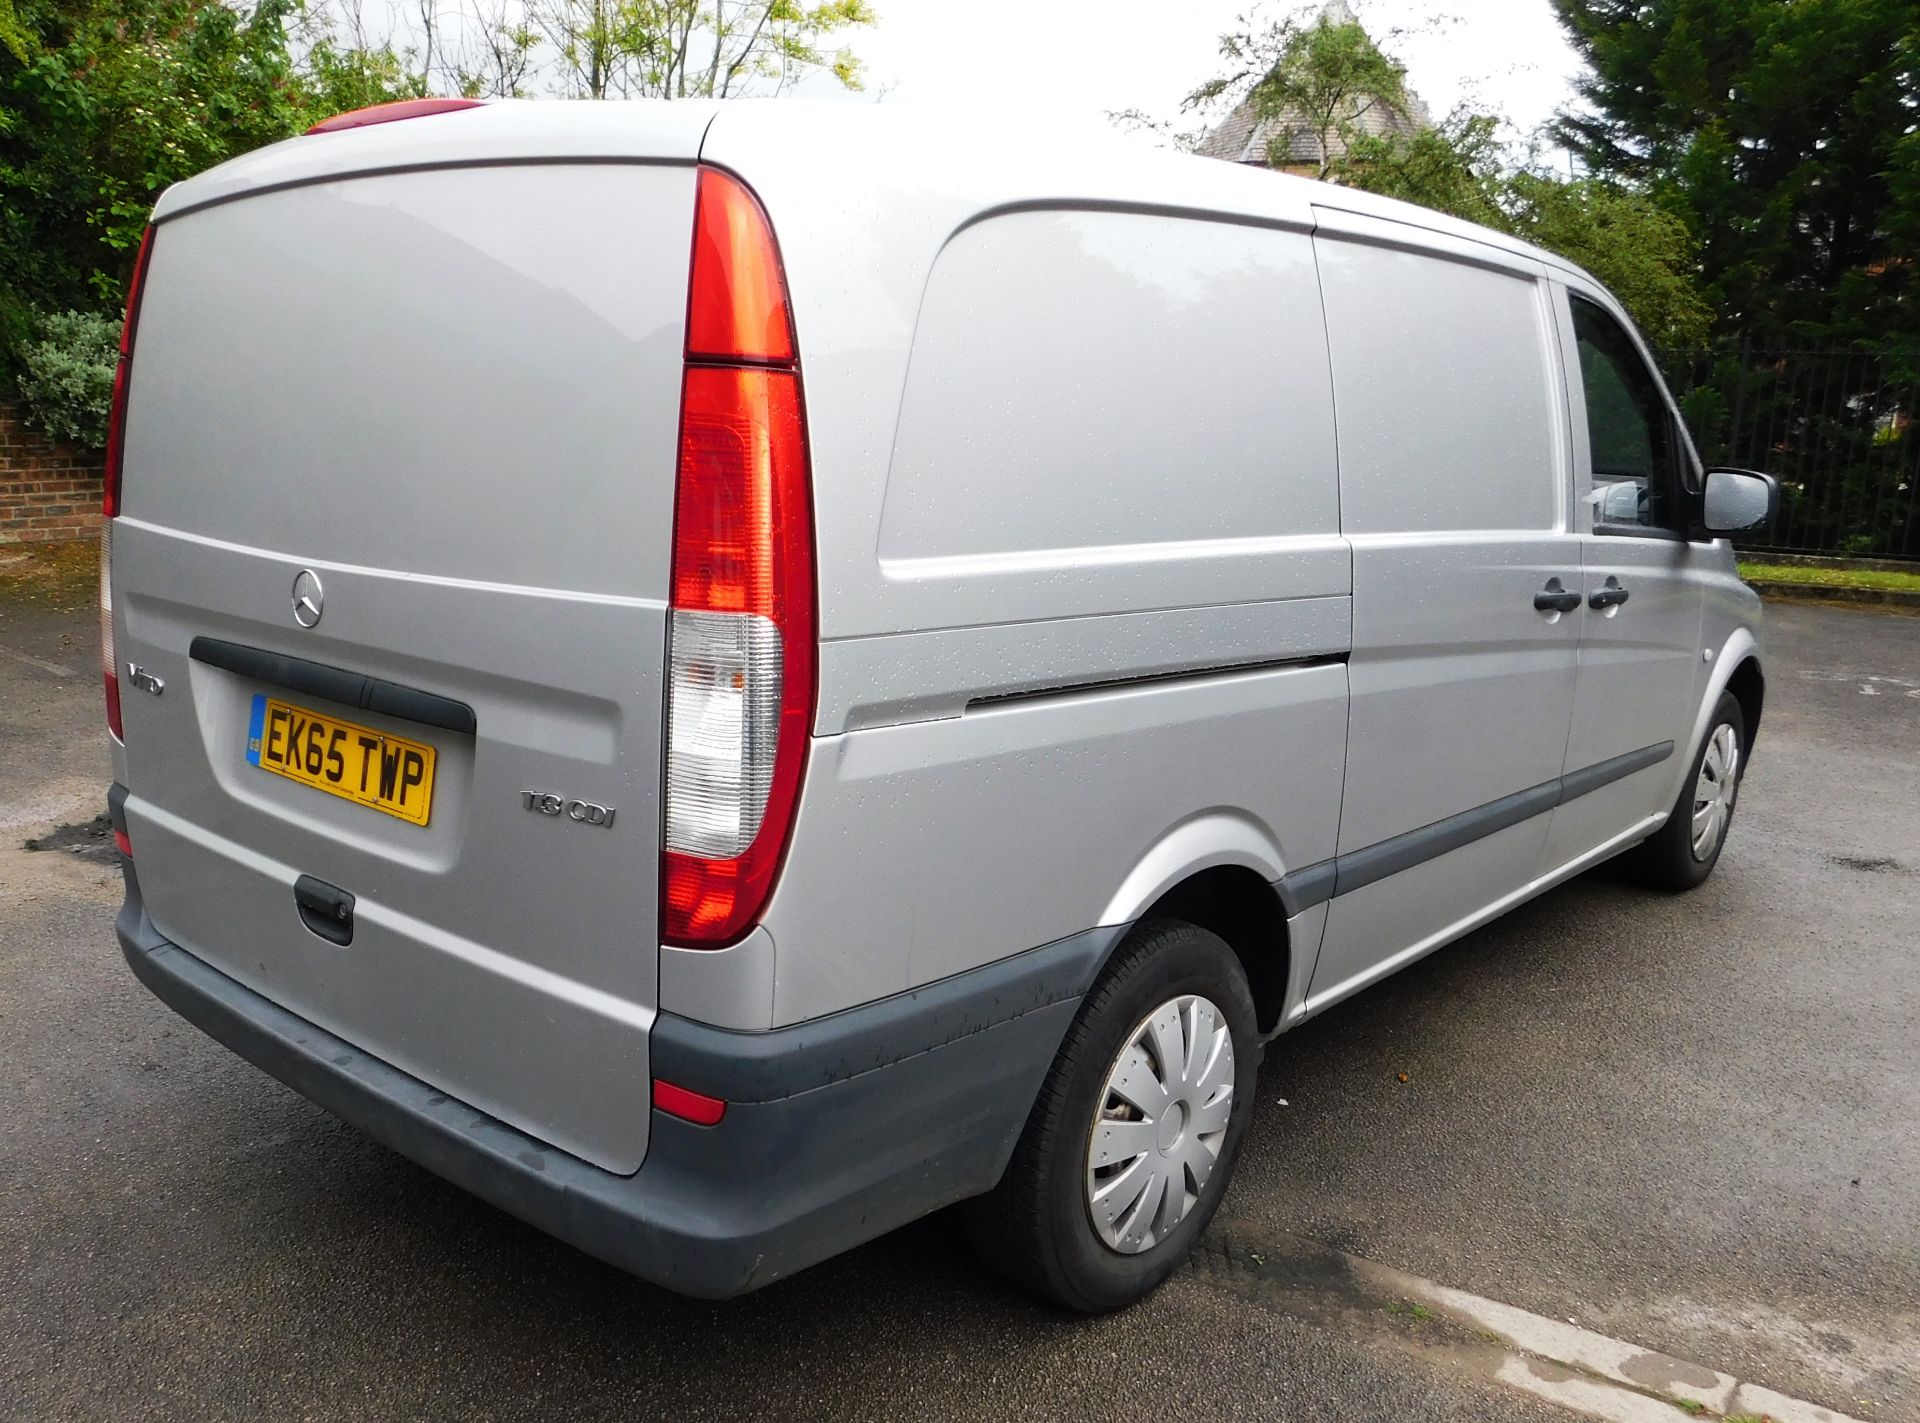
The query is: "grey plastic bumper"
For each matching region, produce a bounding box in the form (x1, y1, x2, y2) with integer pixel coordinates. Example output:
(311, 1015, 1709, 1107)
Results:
(113, 840, 1117, 1298)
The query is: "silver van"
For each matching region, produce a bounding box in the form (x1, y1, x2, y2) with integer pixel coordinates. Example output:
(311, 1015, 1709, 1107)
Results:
(103, 98, 1777, 1311)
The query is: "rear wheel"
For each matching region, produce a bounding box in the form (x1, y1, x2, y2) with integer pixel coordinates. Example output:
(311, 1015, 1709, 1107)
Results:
(1627, 691, 1747, 891)
(962, 919, 1258, 1312)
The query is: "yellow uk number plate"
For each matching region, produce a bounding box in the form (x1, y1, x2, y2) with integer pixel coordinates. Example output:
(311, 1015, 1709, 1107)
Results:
(246, 694, 436, 826)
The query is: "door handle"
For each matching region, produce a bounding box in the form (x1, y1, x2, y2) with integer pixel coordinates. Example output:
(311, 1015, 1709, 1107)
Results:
(1534, 578, 1582, 614)
(1589, 578, 1630, 610)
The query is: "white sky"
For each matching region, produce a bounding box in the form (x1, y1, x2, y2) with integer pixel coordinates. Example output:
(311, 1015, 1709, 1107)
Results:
(793, 0, 1587, 152)
(355, 0, 1586, 158)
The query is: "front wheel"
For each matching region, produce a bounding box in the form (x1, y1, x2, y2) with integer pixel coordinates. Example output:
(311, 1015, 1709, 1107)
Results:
(961, 919, 1259, 1312)
(1627, 691, 1747, 891)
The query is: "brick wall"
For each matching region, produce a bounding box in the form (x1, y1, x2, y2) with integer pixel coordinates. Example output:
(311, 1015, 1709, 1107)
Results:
(0, 400, 105, 545)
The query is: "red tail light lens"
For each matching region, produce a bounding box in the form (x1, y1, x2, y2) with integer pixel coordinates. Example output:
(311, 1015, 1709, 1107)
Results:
(103, 227, 154, 743)
(662, 168, 814, 948)
(671, 366, 808, 617)
(102, 226, 154, 521)
(306, 97, 484, 136)
(685, 168, 795, 364)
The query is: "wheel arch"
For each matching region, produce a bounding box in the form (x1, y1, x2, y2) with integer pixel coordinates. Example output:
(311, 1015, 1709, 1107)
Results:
(1725, 653, 1765, 752)
(1680, 628, 1764, 785)
(1134, 867, 1291, 1035)
(1097, 814, 1294, 1036)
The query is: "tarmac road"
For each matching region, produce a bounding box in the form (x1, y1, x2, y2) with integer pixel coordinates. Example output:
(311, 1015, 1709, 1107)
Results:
(2, 589, 1914, 1421)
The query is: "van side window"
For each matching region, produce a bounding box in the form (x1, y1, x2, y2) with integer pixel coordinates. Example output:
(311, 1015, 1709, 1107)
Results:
(1570, 296, 1679, 533)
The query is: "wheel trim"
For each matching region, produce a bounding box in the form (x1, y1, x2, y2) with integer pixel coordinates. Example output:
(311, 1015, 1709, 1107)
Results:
(1690, 723, 1740, 861)
(1084, 994, 1235, 1255)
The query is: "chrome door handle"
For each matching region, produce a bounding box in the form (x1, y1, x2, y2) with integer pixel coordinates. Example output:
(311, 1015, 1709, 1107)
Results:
(1589, 578, 1630, 610)
(1534, 578, 1582, 614)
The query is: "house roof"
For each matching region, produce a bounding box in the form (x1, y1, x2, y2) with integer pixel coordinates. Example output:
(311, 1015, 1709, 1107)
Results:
(1193, 0, 1432, 168)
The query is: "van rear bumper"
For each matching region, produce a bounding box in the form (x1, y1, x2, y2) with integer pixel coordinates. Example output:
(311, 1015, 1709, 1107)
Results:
(115, 851, 1113, 1299)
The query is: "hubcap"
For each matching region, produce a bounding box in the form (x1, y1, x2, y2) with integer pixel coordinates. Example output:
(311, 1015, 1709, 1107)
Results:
(1691, 722, 1741, 861)
(1085, 994, 1236, 1255)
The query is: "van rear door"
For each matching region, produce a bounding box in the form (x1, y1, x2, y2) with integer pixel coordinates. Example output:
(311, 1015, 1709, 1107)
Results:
(112, 153, 697, 1173)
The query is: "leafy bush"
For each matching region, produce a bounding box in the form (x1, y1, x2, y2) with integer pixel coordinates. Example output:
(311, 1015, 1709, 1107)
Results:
(15, 310, 121, 451)
(0, 0, 366, 387)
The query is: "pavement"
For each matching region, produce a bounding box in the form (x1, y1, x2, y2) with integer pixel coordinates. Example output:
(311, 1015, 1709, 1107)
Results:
(2, 580, 1915, 1423)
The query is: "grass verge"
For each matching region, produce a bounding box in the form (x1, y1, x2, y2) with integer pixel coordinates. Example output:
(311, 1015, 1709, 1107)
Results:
(1739, 561, 1920, 593)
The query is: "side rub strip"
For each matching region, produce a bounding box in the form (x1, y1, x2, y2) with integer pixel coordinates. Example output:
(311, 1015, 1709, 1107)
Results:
(1279, 742, 1674, 913)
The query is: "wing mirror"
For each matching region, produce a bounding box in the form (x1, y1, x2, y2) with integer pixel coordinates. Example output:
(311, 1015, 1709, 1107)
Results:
(1700, 468, 1779, 536)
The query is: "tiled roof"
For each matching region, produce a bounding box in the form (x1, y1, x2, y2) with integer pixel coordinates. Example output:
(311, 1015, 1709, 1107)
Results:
(1193, 0, 1432, 169)
(1194, 88, 1429, 167)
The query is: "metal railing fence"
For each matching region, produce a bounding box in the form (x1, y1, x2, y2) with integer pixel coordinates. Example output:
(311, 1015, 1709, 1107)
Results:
(1658, 347, 1920, 560)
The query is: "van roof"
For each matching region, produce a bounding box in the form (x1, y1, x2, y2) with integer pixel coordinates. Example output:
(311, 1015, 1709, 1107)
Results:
(152, 98, 1592, 288)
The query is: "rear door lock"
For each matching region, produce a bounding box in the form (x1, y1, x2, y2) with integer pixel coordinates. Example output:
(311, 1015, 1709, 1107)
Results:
(293, 875, 355, 946)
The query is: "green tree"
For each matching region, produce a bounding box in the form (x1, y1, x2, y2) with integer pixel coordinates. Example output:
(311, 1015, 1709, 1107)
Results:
(442, 0, 542, 98)
(530, 0, 873, 100)
(299, 27, 429, 115)
(1553, 0, 1920, 554)
(0, 0, 420, 396)
(1340, 115, 1713, 346)
(1506, 172, 1712, 347)
(1338, 108, 1509, 228)
(1177, 6, 1712, 346)
(2, 0, 298, 342)
(1551, 0, 1920, 358)
(0, 0, 30, 62)
(1188, 5, 1412, 179)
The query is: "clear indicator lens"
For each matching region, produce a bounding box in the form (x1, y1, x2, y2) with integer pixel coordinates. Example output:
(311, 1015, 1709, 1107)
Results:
(663, 608, 783, 860)
(101, 523, 121, 740)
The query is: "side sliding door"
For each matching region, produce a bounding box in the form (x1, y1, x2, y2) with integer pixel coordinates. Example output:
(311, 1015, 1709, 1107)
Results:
(1301, 212, 1582, 1016)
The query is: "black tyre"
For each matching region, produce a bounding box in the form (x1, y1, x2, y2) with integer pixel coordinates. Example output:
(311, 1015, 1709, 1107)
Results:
(1626, 691, 1747, 891)
(962, 918, 1259, 1312)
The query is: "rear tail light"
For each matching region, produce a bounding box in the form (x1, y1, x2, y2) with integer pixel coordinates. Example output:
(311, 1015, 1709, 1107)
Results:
(686, 168, 795, 364)
(661, 170, 815, 947)
(103, 226, 154, 742)
(102, 226, 152, 521)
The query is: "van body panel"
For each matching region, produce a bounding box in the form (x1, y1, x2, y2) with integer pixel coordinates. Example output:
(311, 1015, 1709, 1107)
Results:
(760, 663, 1350, 1025)
(1547, 535, 1709, 864)
(1331, 533, 1582, 847)
(129, 165, 690, 595)
(1307, 226, 1582, 999)
(658, 929, 778, 1034)
(1295, 807, 1668, 1020)
(814, 595, 1349, 734)
(1305, 820, 1543, 1005)
(849, 204, 1346, 689)
(876, 209, 1337, 562)
(696, 101, 1340, 650)
(113, 160, 693, 1173)
(149, 99, 718, 222)
(1680, 619, 1766, 796)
